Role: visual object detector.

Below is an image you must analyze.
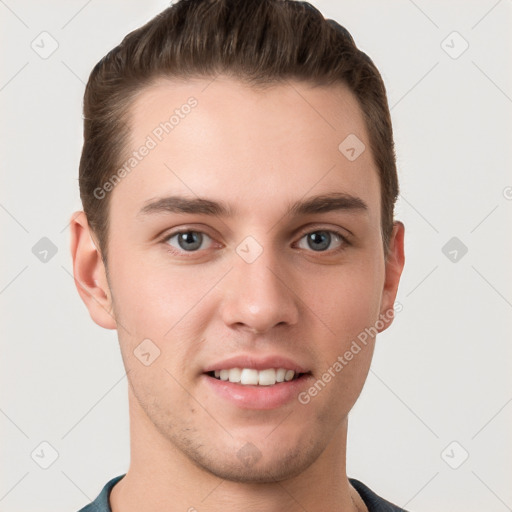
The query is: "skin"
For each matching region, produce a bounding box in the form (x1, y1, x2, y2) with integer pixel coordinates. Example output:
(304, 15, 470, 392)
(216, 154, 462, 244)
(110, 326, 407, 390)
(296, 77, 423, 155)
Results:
(70, 76, 405, 512)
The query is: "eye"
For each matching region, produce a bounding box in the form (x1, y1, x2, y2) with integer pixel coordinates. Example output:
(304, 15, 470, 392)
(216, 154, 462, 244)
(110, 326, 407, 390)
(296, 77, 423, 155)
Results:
(164, 230, 214, 252)
(296, 230, 347, 252)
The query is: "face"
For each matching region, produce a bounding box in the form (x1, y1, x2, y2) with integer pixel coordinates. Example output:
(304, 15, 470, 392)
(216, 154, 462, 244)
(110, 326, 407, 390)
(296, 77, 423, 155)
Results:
(75, 76, 404, 483)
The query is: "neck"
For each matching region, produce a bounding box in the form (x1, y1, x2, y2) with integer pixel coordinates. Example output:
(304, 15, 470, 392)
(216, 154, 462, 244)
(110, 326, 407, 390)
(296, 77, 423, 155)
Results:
(110, 387, 366, 512)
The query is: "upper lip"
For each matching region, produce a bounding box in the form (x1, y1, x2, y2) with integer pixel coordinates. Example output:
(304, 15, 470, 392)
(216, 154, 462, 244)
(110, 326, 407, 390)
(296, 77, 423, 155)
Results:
(203, 354, 310, 374)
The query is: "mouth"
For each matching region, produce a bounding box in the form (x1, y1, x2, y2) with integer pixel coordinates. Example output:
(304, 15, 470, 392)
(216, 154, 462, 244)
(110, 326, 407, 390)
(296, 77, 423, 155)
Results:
(202, 355, 313, 409)
(205, 368, 310, 386)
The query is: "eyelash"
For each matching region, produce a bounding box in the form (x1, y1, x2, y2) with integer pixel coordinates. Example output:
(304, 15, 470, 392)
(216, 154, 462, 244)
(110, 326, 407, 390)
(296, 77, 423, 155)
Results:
(160, 227, 351, 257)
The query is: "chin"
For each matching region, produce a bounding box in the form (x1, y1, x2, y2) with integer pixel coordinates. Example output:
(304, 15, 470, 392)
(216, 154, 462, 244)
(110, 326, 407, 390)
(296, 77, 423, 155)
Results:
(184, 435, 323, 484)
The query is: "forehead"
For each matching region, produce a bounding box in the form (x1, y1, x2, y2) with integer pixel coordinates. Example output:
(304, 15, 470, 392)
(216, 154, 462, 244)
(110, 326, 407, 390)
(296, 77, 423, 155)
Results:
(110, 76, 380, 224)
(128, 75, 370, 153)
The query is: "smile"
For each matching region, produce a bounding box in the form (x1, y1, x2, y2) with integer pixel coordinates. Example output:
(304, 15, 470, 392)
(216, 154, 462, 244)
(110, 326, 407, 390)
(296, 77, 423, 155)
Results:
(207, 368, 305, 386)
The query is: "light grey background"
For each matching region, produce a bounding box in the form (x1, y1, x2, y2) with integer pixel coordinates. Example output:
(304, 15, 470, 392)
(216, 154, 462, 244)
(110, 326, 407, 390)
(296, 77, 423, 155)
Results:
(1, 1, 511, 511)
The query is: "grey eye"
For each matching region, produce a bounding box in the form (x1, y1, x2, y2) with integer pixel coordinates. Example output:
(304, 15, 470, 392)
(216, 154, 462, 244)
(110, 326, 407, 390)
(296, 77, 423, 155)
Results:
(297, 231, 343, 252)
(167, 231, 211, 252)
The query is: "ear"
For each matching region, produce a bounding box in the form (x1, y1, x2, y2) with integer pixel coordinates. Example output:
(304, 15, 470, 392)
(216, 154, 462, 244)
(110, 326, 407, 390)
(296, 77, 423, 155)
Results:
(69, 211, 117, 330)
(378, 221, 405, 333)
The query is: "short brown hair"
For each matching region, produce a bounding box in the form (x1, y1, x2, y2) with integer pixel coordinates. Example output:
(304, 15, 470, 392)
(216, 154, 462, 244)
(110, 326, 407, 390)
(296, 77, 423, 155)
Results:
(79, 0, 398, 265)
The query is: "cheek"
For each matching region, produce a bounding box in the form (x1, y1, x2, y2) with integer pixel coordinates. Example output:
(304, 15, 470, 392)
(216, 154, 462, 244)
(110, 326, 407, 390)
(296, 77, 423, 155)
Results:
(299, 256, 383, 405)
(108, 254, 224, 373)
(110, 254, 211, 331)
(303, 258, 384, 341)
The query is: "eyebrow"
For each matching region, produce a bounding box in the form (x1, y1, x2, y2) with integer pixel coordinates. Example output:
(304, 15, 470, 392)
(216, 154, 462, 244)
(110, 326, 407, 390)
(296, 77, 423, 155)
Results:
(137, 192, 368, 218)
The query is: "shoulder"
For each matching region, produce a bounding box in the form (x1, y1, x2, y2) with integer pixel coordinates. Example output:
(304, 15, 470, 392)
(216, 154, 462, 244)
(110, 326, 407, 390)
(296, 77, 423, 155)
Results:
(76, 474, 126, 512)
(349, 478, 410, 512)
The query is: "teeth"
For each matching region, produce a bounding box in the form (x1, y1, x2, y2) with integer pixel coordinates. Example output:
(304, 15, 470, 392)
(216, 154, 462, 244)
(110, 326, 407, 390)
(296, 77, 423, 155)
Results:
(284, 370, 295, 382)
(258, 369, 276, 386)
(228, 367, 241, 383)
(212, 368, 298, 386)
(240, 368, 259, 385)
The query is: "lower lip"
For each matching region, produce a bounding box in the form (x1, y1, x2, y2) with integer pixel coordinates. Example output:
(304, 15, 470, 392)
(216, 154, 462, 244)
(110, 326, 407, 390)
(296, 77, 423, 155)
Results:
(202, 374, 312, 410)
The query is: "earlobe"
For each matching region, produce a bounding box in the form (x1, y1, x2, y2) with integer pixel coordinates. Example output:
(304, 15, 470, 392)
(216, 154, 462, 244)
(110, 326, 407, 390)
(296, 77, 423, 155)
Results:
(378, 221, 405, 332)
(69, 211, 117, 330)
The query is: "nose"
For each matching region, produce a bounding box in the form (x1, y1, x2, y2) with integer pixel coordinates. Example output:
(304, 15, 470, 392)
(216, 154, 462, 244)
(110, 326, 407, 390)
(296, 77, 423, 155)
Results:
(218, 245, 300, 334)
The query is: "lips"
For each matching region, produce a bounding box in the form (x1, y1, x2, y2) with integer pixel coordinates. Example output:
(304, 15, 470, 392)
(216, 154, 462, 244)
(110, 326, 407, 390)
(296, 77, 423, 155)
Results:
(203, 355, 310, 388)
(203, 354, 309, 375)
(203, 371, 311, 409)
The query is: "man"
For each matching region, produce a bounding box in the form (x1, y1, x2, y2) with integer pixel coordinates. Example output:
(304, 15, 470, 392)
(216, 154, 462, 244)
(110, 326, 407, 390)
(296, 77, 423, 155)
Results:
(70, 0, 406, 510)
